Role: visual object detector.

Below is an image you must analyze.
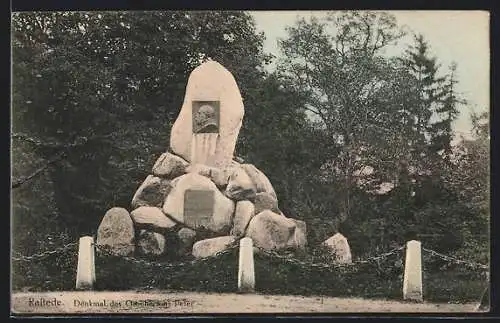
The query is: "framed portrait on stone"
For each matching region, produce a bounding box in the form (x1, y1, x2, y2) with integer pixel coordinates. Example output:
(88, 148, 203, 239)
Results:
(192, 101, 220, 134)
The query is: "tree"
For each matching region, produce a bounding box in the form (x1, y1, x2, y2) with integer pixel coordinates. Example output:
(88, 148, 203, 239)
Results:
(237, 73, 335, 243)
(11, 11, 270, 244)
(380, 35, 465, 249)
(439, 111, 489, 261)
(429, 62, 461, 160)
(275, 11, 407, 234)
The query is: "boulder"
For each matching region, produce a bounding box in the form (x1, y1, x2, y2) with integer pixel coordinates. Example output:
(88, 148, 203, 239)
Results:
(162, 173, 235, 234)
(130, 206, 176, 231)
(170, 61, 244, 168)
(225, 167, 257, 201)
(192, 236, 236, 259)
(186, 163, 229, 187)
(245, 210, 297, 250)
(323, 233, 352, 264)
(254, 192, 280, 215)
(136, 230, 166, 256)
(131, 175, 171, 209)
(230, 200, 255, 237)
(288, 219, 307, 250)
(97, 207, 135, 256)
(152, 152, 189, 179)
(177, 227, 197, 256)
(240, 164, 277, 198)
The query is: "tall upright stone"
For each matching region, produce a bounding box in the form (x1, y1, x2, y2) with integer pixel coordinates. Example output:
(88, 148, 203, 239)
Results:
(75, 236, 95, 290)
(170, 60, 244, 169)
(403, 240, 423, 302)
(238, 237, 255, 293)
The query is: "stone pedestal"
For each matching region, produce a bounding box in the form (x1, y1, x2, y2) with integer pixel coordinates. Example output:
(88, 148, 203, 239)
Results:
(238, 237, 255, 293)
(76, 236, 96, 290)
(403, 240, 423, 302)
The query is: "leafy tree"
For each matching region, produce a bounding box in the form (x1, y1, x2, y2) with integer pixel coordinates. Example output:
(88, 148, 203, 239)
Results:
(439, 111, 489, 261)
(237, 73, 334, 243)
(11, 11, 270, 245)
(275, 11, 407, 236)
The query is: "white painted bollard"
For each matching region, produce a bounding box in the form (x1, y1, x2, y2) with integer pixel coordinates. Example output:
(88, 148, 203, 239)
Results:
(238, 237, 255, 293)
(403, 240, 423, 302)
(76, 236, 96, 290)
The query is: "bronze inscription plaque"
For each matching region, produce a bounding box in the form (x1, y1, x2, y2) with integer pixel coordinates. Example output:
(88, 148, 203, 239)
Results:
(184, 189, 214, 229)
(192, 100, 220, 134)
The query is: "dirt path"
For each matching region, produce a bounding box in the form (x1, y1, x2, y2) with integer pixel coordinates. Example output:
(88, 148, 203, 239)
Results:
(11, 291, 482, 314)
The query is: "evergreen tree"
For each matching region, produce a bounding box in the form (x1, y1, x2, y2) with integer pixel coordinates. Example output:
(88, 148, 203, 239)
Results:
(429, 62, 461, 160)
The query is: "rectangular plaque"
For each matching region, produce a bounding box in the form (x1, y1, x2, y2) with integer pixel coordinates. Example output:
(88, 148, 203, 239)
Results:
(184, 189, 214, 229)
(192, 100, 220, 134)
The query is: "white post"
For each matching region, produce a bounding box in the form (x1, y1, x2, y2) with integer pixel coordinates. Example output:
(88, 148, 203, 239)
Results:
(238, 237, 255, 293)
(76, 236, 96, 290)
(403, 240, 423, 302)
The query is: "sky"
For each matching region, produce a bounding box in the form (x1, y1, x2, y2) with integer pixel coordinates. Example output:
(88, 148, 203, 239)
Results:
(249, 11, 490, 139)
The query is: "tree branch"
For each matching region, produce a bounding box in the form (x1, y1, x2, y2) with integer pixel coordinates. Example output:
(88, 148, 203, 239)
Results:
(12, 152, 67, 189)
(12, 133, 89, 149)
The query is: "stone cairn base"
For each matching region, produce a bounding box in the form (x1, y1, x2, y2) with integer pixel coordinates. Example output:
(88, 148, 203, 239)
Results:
(96, 152, 307, 259)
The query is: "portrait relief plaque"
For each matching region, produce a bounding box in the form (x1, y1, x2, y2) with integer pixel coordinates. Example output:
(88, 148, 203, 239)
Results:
(192, 100, 220, 134)
(183, 189, 215, 229)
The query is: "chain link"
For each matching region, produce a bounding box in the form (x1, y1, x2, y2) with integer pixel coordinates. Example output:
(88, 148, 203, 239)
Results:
(422, 247, 489, 270)
(11, 242, 78, 262)
(353, 246, 406, 265)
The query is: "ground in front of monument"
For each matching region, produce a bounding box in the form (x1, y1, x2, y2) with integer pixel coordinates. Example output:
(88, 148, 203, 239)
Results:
(11, 291, 482, 314)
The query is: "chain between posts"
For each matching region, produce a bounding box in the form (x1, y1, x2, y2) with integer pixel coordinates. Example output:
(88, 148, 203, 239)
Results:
(422, 247, 489, 270)
(255, 245, 406, 271)
(93, 241, 240, 269)
(93, 242, 406, 272)
(11, 242, 78, 262)
(11, 239, 490, 273)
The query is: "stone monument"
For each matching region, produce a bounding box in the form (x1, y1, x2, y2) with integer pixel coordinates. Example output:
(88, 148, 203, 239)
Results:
(96, 60, 307, 259)
(170, 61, 244, 169)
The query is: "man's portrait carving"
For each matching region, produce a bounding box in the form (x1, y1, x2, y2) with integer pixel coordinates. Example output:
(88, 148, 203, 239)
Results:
(192, 101, 220, 134)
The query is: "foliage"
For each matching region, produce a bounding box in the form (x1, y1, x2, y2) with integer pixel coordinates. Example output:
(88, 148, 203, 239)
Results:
(274, 12, 488, 261)
(12, 10, 270, 242)
(95, 248, 239, 292)
(11, 232, 77, 291)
